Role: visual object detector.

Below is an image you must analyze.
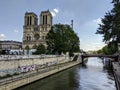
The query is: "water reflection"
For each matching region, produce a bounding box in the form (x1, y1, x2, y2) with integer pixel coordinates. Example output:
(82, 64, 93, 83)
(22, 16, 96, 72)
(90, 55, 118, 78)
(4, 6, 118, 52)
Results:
(16, 58, 116, 90)
(79, 58, 116, 90)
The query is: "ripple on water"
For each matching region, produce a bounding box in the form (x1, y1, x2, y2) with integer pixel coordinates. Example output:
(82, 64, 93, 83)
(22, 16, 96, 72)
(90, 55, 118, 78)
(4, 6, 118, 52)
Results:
(16, 58, 116, 90)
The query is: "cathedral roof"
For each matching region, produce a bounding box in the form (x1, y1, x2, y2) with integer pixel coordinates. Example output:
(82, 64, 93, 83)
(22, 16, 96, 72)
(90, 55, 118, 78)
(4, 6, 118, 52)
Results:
(40, 10, 52, 16)
(25, 12, 37, 17)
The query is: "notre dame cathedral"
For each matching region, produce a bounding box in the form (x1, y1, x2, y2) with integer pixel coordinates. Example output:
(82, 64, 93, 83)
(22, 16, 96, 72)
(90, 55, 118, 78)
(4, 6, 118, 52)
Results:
(22, 10, 52, 49)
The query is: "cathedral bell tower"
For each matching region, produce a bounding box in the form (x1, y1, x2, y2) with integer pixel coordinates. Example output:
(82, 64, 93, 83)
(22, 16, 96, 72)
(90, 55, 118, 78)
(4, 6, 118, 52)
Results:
(40, 10, 52, 42)
(22, 10, 52, 50)
(23, 12, 39, 49)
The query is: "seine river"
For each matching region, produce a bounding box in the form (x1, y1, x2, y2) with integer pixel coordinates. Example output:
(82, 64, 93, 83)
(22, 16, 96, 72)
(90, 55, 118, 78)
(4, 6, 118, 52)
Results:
(16, 58, 116, 90)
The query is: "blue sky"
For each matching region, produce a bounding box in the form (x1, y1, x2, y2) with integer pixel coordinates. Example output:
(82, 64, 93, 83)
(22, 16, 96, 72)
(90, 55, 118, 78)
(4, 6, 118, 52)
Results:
(0, 0, 113, 51)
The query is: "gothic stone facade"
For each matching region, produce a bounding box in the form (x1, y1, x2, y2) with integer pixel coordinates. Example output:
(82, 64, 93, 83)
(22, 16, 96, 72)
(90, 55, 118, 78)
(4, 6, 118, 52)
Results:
(22, 10, 52, 49)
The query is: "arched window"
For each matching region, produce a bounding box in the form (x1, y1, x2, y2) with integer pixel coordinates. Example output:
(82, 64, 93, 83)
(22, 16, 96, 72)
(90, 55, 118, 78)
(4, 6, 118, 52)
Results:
(34, 34, 40, 40)
(43, 15, 45, 24)
(27, 36, 29, 40)
(46, 15, 47, 24)
(29, 36, 31, 41)
(27, 16, 29, 25)
(30, 16, 32, 25)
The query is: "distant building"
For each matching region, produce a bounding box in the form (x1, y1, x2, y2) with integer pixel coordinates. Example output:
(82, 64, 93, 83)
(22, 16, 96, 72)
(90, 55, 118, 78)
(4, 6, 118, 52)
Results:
(22, 10, 53, 50)
(0, 40, 22, 50)
(0, 40, 22, 55)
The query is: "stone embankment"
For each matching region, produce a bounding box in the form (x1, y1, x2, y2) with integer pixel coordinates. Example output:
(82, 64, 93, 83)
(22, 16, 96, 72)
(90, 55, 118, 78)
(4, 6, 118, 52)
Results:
(0, 55, 71, 76)
(112, 62, 120, 90)
(0, 54, 82, 90)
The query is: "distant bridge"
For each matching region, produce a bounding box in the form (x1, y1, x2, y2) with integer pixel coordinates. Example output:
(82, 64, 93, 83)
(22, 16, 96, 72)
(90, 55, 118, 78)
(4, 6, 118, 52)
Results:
(81, 54, 118, 62)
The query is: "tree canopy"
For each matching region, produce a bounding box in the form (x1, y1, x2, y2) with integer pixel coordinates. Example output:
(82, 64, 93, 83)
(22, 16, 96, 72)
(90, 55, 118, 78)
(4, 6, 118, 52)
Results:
(97, 42, 117, 55)
(96, 0, 120, 54)
(46, 24, 80, 55)
(25, 45, 30, 55)
(112, 0, 120, 4)
(33, 44, 46, 55)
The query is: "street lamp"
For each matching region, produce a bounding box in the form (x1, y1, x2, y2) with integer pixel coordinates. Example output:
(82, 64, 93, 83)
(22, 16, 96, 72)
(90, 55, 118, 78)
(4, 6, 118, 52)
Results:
(118, 43, 120, 64)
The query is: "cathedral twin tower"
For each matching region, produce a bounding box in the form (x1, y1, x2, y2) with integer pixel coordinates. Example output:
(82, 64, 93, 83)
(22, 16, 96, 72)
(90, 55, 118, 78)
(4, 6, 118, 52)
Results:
(22, 10, 52, 49)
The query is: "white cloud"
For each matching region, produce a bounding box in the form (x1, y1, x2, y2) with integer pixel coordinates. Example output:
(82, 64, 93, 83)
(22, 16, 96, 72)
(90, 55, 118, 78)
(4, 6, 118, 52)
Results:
(93, 18, 102, 24)
(51, 8, 59, 17)
(80, 36, 105, 51)
(53, 8, 59, 13)
(14, 29, 19, 33)
(80, 18, 102, 31)
(0, 34, 6, 40)
(51, 11, 56, 17)
(81, 42, 105, 51)
(79, 18, 105, 51)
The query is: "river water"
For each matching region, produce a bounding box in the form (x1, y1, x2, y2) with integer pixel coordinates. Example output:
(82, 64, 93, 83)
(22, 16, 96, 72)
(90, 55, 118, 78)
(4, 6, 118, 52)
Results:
(16, 58, 116, 90)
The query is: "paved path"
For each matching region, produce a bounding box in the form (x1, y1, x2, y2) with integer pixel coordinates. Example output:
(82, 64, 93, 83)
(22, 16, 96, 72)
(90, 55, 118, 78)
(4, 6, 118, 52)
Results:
(112, 62, 120, 90)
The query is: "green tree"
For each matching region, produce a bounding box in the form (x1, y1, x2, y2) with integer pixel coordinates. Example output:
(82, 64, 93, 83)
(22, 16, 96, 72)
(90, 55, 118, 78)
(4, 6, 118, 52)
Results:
(33, 44, 46, 55)
(25, 46, 30, 55)
(112, 0, 119, 4)
(97, 50, 103, 54)
(102, 45, 109, 55)
(97, 42, 118, 55)
(46, 24, 80, 55)
(96, 0, 120, 53)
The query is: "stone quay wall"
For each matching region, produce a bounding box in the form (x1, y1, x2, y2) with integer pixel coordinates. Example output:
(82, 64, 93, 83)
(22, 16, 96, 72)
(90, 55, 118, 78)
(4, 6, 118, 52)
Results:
(0, 55, 71, 76)
(0, 55, 81, 90)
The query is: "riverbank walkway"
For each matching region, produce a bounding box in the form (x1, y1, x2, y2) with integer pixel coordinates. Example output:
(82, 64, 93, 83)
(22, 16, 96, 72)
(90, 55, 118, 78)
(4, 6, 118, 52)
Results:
(113, 62, 120, 90)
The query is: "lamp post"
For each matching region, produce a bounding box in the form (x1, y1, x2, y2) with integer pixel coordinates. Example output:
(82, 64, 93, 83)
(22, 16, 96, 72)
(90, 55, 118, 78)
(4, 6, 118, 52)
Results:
(118, 43, 120, 52)
(118, 43, 120, 63)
